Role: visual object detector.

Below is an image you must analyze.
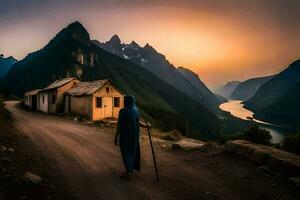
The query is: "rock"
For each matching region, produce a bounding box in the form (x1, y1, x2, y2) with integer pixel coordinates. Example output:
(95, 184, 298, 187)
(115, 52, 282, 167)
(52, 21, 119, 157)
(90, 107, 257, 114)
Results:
(1, 157, 11, 163)
(273, 173, 286, 181)
(1, 146, 6, 152)
(289, 177, 300, 188)
(249, 150, 270, 164)
(172, 138, 208, 151)
(256, 165, 270, 175)
(225, 140, 300, 177)
(22, 172, 42, 184)
(260, 173, 272, 179)
(7, 148, 14, 152)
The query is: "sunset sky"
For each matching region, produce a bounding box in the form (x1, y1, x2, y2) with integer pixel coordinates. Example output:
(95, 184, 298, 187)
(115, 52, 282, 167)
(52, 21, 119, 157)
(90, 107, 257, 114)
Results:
(1, 0, 300, 88)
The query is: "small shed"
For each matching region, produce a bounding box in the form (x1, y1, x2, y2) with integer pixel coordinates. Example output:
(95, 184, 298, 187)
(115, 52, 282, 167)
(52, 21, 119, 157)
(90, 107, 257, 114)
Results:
(38, 77, 80, 113)
(24, 89, 41, 110)
(65, 79, 124, 121)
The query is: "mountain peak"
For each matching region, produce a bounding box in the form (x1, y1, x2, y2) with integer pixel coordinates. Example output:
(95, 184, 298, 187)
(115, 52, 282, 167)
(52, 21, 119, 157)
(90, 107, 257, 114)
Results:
(129, 40, 140, 48)
(6, 56, 17, 62)
(281, 59, 300, 74)
(144, 43, 156, 53)
(108, 34, 121, 45)
(68, 21, 84, 29)
(289, 59, 300, 68)
(178, 67, 196, 74)
(48, 21, 90, 46)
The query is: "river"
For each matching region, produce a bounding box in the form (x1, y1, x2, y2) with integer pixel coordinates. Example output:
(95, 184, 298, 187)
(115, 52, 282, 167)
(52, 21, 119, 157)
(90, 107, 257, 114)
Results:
(220, 100, 284, 144)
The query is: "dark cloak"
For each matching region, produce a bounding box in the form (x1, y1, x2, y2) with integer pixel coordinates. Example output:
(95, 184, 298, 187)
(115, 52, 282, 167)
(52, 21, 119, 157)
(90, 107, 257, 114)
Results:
(117, 95, 140, 172)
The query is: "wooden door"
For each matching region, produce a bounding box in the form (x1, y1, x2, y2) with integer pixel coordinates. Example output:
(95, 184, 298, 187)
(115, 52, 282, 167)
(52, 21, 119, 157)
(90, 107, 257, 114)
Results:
(103, 97, 113, 118)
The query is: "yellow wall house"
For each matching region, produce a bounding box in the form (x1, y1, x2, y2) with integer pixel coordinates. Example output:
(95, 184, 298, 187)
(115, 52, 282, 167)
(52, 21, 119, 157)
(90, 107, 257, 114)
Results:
(65, 79, 124, 121)
(38, 77, 80, 113)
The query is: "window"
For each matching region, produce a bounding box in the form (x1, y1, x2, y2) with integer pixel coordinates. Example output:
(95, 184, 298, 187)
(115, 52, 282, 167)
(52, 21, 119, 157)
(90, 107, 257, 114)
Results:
(42, 95, 44, 104)
(52, 94, 56, 104)
(106, 87, 109, 93)
(96, 97, 102, 108)
(114, 97, 120, 107)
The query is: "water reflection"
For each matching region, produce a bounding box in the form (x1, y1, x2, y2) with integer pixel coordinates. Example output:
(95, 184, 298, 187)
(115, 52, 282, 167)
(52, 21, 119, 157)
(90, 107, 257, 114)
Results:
(220, 100, 284, 143)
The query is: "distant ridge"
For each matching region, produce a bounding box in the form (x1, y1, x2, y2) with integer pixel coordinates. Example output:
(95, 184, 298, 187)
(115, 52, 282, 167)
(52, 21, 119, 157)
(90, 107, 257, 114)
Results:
(0, 55, 17, 78)
(230, 75, 274, 101)
(93, 36, 220, 112)
(214, 81, 240, 99)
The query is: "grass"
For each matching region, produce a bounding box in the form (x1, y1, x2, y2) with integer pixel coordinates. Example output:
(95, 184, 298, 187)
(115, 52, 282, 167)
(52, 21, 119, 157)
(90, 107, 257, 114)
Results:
(216, 126, 272, 145)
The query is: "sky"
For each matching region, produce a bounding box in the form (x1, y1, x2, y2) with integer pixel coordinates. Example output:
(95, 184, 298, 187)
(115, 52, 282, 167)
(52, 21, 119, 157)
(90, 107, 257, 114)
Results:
(0, 0, 300, 88)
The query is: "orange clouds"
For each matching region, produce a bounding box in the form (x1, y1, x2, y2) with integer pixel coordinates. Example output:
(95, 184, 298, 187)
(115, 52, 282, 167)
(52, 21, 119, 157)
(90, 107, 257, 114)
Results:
(1, 1, 300, 87)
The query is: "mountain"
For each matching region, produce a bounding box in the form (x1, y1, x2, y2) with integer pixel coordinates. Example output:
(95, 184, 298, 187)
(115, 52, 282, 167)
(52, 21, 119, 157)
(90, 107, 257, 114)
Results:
(0, 55, 17, 78)
(245, 60, 300, 111)
(244, 60, 300, 126)
(177, 67, 213, 96)
(255, 83, 300, 127)
(230, 75, 274, 101)
(93, 37, 220, 112)
(214, 81, 241, 99)
(0, 21, 222, 139)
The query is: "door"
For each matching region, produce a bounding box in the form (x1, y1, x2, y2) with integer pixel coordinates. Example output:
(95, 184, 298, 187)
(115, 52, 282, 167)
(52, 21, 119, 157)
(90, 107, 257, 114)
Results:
(64, 95, 70, 113)
(32, 95, 37, 110)
(103, 97, 113, 118)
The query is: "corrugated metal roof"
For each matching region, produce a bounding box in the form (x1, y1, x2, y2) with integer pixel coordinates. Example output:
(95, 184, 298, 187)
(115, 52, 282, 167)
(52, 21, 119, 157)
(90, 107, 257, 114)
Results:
(40, 77, 76, 92)
(66, 79, 110, 96)
(25, 89, 41, 96)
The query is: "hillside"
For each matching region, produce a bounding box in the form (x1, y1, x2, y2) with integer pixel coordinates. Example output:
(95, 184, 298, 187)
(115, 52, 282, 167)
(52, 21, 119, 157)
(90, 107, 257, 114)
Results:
(177, 67, 219, 104)
(244, 59, 300, 126)
(0, 21, 222, 139)
(230, 75, 274, 101)
(0, 55, 17, 78)
(245, 60, 300, 111)
(255, 83, 300, 127)
(215, 81, 240, 99)
(93, 37, 220, 111)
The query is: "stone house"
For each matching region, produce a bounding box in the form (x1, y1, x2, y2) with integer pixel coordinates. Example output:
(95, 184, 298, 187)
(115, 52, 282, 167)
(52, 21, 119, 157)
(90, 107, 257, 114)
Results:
(65, 79, 124, 121)
(38, 77, 80, 113)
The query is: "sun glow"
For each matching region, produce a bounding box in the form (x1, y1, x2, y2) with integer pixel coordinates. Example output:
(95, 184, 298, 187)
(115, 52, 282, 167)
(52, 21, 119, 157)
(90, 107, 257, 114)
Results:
(1, 1, 300, 87)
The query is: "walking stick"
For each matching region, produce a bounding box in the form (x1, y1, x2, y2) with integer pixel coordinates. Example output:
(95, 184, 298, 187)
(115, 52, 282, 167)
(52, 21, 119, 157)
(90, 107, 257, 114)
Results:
(146, 124, 159, 182)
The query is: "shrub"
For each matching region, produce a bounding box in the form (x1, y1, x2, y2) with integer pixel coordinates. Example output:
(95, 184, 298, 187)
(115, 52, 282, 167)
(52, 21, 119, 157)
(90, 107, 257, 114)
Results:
(216, 133, 244, 144)
(243, 126, 272, 145)
(282, 133, 300, 155)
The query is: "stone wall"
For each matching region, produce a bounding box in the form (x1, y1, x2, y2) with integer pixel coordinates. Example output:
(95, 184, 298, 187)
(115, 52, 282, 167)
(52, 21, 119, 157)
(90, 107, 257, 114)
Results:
(225, 140, 300, 177)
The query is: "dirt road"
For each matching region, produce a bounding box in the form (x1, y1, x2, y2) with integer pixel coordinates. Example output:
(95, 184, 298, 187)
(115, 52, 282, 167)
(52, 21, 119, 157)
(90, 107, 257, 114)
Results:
(5, 101, 299, 200)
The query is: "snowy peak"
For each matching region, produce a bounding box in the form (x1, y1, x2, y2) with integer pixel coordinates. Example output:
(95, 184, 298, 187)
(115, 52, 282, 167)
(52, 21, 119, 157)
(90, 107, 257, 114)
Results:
(93, 35, 220, 111)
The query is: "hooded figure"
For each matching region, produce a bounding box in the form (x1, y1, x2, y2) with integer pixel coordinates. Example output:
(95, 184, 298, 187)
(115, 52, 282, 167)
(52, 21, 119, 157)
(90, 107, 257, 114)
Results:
(115, 95, 141, 175)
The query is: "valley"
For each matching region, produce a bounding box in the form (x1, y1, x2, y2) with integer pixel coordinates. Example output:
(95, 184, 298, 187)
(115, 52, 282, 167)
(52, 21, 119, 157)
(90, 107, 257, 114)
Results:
(219, 100, 286, 144)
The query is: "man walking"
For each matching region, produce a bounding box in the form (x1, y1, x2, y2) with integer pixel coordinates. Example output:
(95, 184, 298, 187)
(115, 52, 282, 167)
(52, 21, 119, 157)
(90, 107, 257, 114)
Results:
(114, 95, 149, 180)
